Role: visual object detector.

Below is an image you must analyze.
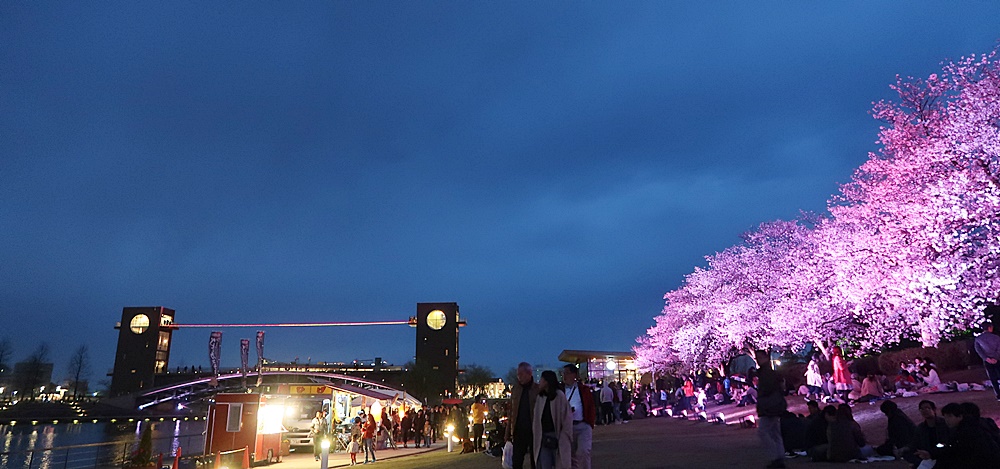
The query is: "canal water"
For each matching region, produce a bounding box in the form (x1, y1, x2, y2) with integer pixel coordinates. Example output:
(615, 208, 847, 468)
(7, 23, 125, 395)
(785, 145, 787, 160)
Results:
(0, 419, 206, 468)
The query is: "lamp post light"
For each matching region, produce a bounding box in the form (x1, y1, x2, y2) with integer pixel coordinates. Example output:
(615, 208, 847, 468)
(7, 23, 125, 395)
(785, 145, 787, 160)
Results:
(320, 438, 330, 469)
(446, 424, 455, 452)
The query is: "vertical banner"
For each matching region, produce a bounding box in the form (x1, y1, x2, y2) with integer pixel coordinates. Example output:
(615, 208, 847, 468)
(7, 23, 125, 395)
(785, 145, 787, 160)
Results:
(240, 339, 250, 389)
(255, 330, 265, 386)
(209, 331, 222, 377)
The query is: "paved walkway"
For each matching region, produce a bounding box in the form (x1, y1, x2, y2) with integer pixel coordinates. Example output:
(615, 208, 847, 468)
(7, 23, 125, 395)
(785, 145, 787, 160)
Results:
(275, 442, 445, 468)
(263, 385, 1000, 469)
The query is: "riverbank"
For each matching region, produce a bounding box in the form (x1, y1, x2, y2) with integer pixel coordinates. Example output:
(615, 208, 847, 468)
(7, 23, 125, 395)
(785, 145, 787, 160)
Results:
(0, 399, 201, 425)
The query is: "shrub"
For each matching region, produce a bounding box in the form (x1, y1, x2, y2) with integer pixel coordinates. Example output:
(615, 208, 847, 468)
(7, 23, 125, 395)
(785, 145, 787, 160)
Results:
(126, 423, 153, 467)
(876, 339, 974, 374)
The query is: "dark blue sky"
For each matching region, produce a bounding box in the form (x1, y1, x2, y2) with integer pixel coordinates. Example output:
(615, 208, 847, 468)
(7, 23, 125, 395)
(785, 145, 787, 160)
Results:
(1, 2, 998, 383)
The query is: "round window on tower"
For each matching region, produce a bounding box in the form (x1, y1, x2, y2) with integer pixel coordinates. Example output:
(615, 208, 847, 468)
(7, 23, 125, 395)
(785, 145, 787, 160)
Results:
(426, 310, 446, 330)
(130, 314, 150, 334)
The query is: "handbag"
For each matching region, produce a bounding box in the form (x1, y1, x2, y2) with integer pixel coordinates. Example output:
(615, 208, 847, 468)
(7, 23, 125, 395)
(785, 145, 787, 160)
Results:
(541, 434, 559, 449)
(501, 441, 514, 469)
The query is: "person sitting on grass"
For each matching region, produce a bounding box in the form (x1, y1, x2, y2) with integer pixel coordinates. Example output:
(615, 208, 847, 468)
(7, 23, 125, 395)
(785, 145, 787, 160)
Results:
(874, 400, 916, 457)
(855, 373, 885, 403)
(959, 402, 1000, 446)
(896, 400, 949, 468)
(809, 405, 862, 462)
(918, 364, 942, 390)
(804, 400, 828, 452)
(895, 370, 918, 392)
(838, 404, 876, 458)
(915, 402, 1000, 468)
(780, 410, 808, 455)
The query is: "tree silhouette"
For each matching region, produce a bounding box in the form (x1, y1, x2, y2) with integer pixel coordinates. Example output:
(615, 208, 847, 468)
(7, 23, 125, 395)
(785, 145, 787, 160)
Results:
(458, 363, 495, 397)
(66, 345, 91, 400)
(0, 338, 12, 376)
(14, 343, 50, 399)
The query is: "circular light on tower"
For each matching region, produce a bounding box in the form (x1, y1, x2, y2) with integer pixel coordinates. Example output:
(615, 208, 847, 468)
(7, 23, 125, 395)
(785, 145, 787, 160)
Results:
(605, 359, 617, 371)
(426, 310, 446, 330)
(130, 314, 150, 334)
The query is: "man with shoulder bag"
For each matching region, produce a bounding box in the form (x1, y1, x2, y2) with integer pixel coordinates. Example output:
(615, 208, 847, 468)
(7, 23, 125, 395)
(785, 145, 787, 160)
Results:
(562, 364, 596, 469)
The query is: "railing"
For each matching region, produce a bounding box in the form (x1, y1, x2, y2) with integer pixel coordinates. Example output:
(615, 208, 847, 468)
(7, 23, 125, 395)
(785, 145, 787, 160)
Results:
(213, 447, 247, 469)
(0, 433, 205, 469)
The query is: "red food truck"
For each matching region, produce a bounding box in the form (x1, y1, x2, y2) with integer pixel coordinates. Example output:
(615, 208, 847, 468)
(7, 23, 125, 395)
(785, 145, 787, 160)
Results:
(205, 393, 286, 466)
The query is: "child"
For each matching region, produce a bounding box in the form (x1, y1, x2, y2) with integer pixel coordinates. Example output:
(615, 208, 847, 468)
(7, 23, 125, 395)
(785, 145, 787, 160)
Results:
(347, 435, 361, 466)
(422, 419, 432, 448)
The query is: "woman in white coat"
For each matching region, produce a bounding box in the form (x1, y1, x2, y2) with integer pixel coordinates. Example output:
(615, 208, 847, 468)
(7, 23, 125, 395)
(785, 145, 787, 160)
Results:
(532, 370, 573, 469)
(805, 353, 824, 401)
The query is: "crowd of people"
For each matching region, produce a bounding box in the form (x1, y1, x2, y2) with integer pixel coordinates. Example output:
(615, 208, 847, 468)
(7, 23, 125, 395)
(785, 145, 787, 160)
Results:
(773, 398, 1000, 468)
(798, 353, 953, 405)
(306, 399, 507, 465)
(780, 322, 1000, 468)
(620, 321, 1000, 468)
(308, 322, 1000, 468)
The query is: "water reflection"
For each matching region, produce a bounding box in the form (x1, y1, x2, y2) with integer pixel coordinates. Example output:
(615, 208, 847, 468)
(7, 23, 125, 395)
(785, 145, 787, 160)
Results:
(171, 420, 182, 456)
(0, 420, 206, 468)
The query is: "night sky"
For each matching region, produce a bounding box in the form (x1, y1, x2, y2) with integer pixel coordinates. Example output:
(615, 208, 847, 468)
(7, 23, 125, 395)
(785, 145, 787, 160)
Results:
(1, 2, 998, 384)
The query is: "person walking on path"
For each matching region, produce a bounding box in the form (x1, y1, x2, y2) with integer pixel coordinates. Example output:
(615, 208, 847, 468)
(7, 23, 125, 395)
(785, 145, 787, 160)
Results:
(400, 410, 412, 448)
(598, 382, 614, 424)
(561, 364, 596, 469)
(975, 321, 1000, 400)
(310, 411, 328, 461)
(533, 370, 573, 469)
(381, 407, 396, 450)
(755, 350, 788, 469)
(506, 362, 540, 469)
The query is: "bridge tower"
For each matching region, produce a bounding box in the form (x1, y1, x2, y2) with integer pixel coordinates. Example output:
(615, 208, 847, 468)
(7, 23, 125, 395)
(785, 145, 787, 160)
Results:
(110, 306, 175, 396)
(413, 302, 464, 397)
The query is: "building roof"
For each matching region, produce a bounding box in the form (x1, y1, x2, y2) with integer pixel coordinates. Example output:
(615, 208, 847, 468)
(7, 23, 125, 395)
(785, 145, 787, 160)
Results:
(558, 350, 635, 363)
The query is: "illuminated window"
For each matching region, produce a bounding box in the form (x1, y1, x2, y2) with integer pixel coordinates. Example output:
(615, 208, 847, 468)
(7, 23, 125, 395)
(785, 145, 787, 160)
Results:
(130, 314, 150, 334)
(426, 310, 446, 330)
(154, 360, 166, 374)
(157, 332, 170, 351)
(160, 315, 173, 326)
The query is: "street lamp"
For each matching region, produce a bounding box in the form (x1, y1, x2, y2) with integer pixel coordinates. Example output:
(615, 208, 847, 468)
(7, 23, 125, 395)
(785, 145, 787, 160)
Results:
(445, 424, 455, 452)
(320, 438, 330, 469)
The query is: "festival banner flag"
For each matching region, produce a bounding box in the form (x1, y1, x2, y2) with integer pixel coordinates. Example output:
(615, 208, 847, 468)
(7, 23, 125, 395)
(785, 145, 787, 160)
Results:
(209, 331, 222, 377)
(255, 330, 265, 386)
(240, 339, 250, 388)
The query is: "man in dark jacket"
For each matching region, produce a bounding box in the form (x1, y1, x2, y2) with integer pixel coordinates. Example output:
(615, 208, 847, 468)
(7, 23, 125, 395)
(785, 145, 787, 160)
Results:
(506, 362, 539, 469)
(804, 400, 827, 450)
(899, 400, 949, 467)
(975, 321, 1000, 399)
(755, 350, 788, 469)
(876, 400, 916, 456)
(779, 410, 808, 453)
(400, 410, 412, 447)
(916, 402, 1000, 468)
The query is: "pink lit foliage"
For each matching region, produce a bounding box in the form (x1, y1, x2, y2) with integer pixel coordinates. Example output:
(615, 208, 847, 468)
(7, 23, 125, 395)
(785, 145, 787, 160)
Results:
(636, 48, 1000, 373)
